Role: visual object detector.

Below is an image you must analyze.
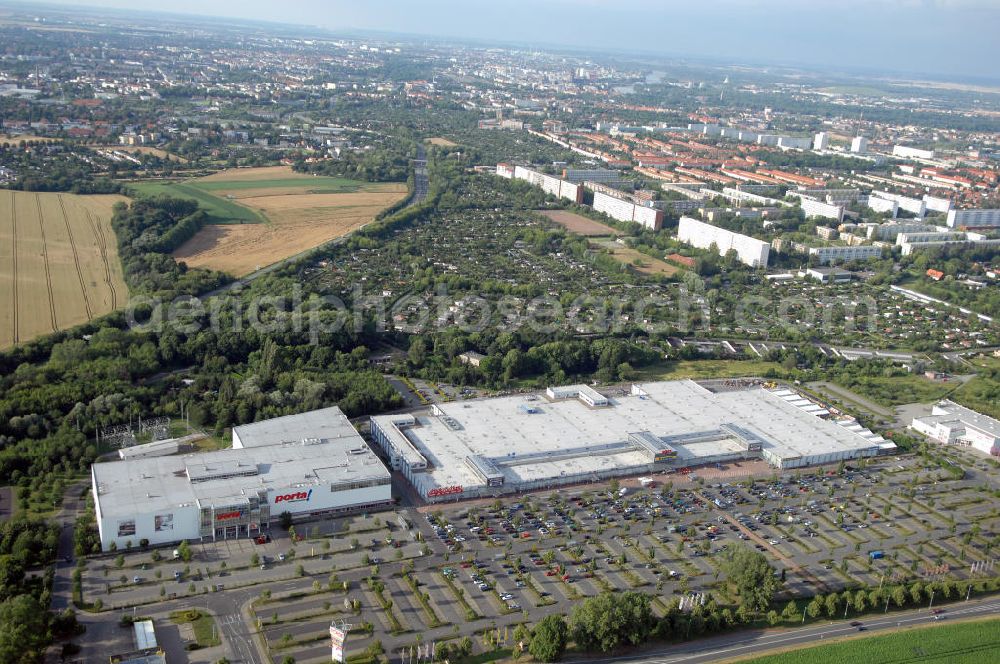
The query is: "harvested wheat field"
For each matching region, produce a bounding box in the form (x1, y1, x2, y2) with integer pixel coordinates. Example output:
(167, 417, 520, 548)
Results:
(0, 190, 129, 348)
(170, 168, 407, 276)
(426, 137, 458, 147)
(539, 210, 622, 236)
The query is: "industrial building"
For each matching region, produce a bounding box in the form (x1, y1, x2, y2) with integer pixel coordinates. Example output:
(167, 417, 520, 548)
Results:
(91, 407, 392, 551)
(370, 380, 889, 503)
(910, 401, 1000, 457)
(593, 191, 663, 229)
(677, 216, 770, 267)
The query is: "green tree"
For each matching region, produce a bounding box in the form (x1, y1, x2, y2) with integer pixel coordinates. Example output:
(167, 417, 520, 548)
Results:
(0, 595, 50, 663)
(570, 592, 654, 652)
(177, 540, 192, 563)
(529, 615, 568, 662)
(721, 545, 779, 614)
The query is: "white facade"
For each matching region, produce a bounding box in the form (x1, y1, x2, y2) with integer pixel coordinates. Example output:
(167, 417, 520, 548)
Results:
(871, 191, 926, 217)
(677, 216, 770, 267)
(92, 408, 392, 551)
(865, 221, 942, 241)
(851, 136, 869, 154)
(866, 196, 898, 218)
(799, 197, 845, 222)
(777, 136, 811, 150)
(807, 245, 883, 265)
(813, 132, 829, 150)
(893, 145, 935, 160)
(593, 191, 663, 229)
(947, 208, 1000, 229)
(923, 195, 953, 214)
(512, 165, 583, 204)
(911, 401, 1000, 457)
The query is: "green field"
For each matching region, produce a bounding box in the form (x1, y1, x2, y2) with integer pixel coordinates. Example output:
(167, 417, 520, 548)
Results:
(831, 373, 955, 407)
(194, 176, 370, 192)
(170, 609, 221, 648)
(129, 181, 266, 224)
(634, 359, 786, 382)
(951, 355, 1000, 419)
(129, 175, 389, 224)
(738, 617, 1000, 664)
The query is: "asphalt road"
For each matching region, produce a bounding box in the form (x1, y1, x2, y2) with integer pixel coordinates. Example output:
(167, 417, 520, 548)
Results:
(561, 597, 1000, 664)
(51, 481, 87, 612)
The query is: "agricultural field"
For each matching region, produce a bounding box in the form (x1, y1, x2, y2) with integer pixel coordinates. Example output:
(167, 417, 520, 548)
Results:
(0, 190, 129, 348)
(539, 209, 622, 236)
(155, 166, 407, 276)
(426, 137, 459, 147)
(592, 237, 680, 276)
(739, 617, 1000, 664)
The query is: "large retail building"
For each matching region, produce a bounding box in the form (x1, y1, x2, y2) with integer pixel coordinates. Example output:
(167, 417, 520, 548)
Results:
(371, 380, 892, 503)
(91, 407, 391, 551)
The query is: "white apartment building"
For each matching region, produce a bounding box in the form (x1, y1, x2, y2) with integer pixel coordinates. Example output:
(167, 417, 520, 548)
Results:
(807, 245, 883, 265)
(947, 208, 1000, 229)
(677, 217, 770, 267)
(593, 191, 663, 229)
(892, 145, 936, 160)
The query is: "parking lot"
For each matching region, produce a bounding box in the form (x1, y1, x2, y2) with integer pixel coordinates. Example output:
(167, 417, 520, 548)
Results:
(71, 447, 1000, 664)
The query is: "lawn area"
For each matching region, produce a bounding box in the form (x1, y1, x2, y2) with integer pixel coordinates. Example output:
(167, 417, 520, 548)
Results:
(194, 176, 369, 193)
(736, 617, 1000, 664)
(831, 373, 954, 407)
(129, 181, 266, 224)
(170, 609, 221, 648)
(634, 359, 786, 382)
(951, 354, 1000, 419)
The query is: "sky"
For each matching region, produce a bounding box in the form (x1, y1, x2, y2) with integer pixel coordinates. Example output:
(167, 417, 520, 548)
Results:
(21, 0, 1000, 81)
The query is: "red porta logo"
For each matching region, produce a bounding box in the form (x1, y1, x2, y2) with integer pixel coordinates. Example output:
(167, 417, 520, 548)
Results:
(215, 511, 241, 521)
(427, 485, 463, 498)
(274, 489, 313, 504)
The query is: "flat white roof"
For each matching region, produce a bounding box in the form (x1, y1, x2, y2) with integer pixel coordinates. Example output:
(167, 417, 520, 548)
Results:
(134, 620, 157, 650)
(387, 380, 880, 494)
(94, 408, 389, 520)
(233, 406, 359, 448)
(915, 400, 1000, 438)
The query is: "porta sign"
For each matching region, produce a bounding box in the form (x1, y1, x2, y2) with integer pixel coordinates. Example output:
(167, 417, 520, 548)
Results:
(274, 489, 313, 504)
(330, 623, 347, 663)
(427, 485, 463, 498)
